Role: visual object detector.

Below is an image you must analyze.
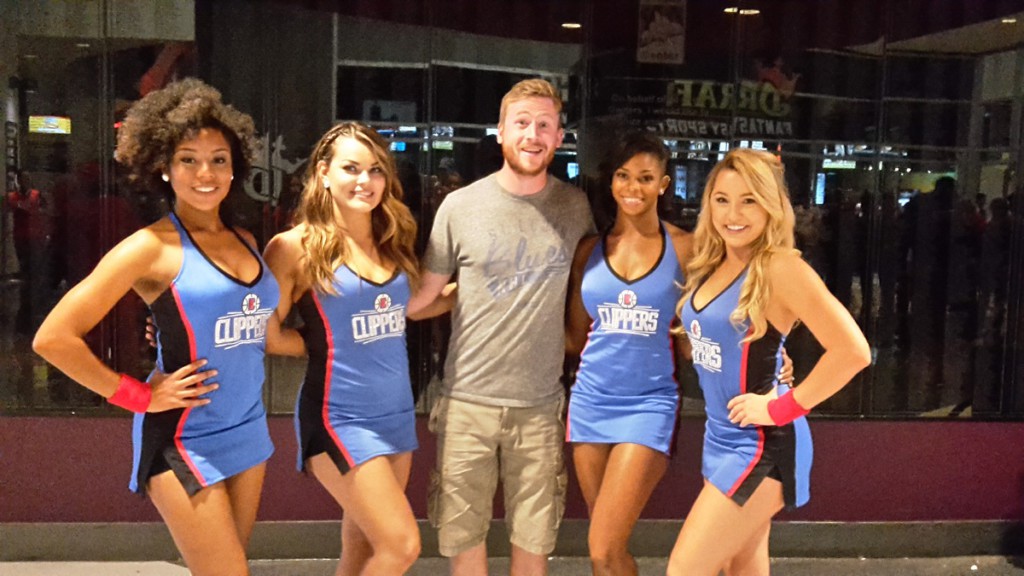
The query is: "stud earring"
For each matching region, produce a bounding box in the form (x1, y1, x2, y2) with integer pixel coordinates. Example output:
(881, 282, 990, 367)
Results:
(323, 179, 330, 189)
(161, 174, 169, 182)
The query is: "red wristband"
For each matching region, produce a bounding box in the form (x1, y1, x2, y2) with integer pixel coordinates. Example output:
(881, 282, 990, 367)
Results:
(108, 374, 152, 413)
(767, 390, 809, 426)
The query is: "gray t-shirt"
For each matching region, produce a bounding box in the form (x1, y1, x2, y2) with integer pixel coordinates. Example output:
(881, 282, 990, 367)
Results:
(425, 173, 595, 407)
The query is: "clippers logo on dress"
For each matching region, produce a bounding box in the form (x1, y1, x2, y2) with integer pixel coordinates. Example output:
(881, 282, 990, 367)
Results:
(214, 293, 273, 349)
(352, 293, 406, 344)
(596, 289, 659, 336)
(687, 318, 723, 373)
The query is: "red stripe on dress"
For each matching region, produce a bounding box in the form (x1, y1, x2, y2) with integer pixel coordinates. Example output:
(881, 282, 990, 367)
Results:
(170, 283, 207, 487)
(312, 292, 355, 468)
(667, 326, 682, 453)
(727, 327, 765, 497)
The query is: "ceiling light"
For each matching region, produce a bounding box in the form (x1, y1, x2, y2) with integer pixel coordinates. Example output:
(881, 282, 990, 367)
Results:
(76, 43, 91, 48)
(1002, 17, 1017, 24)
(724, 7, 739, 13)
(740, 9, 760, 15)
(561, 22, 582, 29)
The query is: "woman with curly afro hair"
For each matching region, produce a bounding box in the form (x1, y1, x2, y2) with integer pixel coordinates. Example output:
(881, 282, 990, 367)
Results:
(34, 78, 303, 576)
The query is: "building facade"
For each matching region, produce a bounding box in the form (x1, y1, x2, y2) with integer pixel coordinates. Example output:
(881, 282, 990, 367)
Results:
(2, 0, 1024, 550)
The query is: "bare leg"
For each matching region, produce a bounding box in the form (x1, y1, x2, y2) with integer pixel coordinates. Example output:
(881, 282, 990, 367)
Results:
(582, 443, 668, 576)
(572, 443, 611, 516)
(723, 519, 772, 576)
(148, 470, 254, 576)
(336, 514, 373, 575)
(309, 452, 420, 575)
(666, 478, 784, 576)
(224, 463, 266, 548)
(510, 543, 548, 576)
(450, 541, 488, 576)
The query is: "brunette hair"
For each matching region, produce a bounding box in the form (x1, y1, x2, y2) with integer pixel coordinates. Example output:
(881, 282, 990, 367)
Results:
(294, 122, 419, 294)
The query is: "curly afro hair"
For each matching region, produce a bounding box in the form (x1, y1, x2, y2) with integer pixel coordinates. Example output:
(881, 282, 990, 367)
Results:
(114, 78, 260, 197)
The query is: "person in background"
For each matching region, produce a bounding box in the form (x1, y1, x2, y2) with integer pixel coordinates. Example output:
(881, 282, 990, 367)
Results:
(6, 168, 44, 335)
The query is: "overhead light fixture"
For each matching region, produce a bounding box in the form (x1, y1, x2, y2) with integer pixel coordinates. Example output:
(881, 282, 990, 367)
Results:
(1002, 17, 1017, 24)
(76, 42, 91, 48)
(740, 9, 760, 15)
(724, 7, 760, 15)
(724, 7, 739, 13)
(561, 22, 582, 29)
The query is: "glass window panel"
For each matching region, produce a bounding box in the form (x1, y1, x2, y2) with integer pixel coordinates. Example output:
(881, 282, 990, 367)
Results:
(4, 0, 1024, 421)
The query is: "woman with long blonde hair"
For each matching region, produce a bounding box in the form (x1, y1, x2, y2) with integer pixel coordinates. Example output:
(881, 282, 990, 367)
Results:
(668, 148, 870, 575)
(264, 122, 443, 575)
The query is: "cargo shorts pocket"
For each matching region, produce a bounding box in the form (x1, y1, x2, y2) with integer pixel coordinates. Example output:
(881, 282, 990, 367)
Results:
(552, 463, 568, 530)
(427, 467, 443, 528)
(428, 395, 449, 434)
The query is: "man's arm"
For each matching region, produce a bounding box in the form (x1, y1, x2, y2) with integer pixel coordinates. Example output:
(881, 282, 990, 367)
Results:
(408, 271, 454, 320)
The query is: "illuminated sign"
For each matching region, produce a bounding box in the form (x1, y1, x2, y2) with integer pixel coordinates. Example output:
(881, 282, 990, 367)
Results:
(822, 159, 857, 170)
(28, 116, 71, 134)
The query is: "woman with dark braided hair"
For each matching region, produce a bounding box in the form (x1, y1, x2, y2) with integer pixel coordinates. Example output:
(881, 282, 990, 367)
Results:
(33, 78, 302, 575)
(264, 122, 450, 575)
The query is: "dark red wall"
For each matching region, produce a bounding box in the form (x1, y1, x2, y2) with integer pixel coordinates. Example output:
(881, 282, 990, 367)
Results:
(2, 416, 1022, 523)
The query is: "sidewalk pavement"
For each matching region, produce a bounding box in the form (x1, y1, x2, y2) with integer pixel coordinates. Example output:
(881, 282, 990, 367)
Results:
(2, 556, 1023, 575)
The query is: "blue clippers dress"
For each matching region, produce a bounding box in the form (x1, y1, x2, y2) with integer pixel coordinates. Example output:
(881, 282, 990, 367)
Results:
(680, 267, 813, 507)
(132, 212, 278, 495)
(567, 225, 684, 455)
(295, 265, 418, 474)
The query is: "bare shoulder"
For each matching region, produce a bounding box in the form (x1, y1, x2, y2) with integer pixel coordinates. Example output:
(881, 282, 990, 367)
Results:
(767, 250, 820, 289)
(664, 222, 694, 259)
(577, 234, 599, 254)
(115, 222, 172, 263)
(574, 234, 600, 263)
(266, 224, 304, 253)
(264, 224, 306, 267)
(102, 217, 182, 291)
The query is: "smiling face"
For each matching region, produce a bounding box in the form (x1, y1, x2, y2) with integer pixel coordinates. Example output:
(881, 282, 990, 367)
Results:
(167, 127, 233, 213)
(611, 152, 670, 219)
(708, 168, 769, 256)
(318, 136, 386, 216)
(497, 96, 563, 177)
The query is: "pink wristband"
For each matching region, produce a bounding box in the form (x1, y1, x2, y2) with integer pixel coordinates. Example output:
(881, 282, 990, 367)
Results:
(108, 374, 152, 413)
(767, 390, 809, 426)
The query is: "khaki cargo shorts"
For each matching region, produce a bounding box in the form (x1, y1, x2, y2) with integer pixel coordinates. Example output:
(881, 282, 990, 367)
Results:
(427, 395, 568, 557)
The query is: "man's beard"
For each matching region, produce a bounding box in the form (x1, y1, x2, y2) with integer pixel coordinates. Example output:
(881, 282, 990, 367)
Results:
(502, 141, 556, 177)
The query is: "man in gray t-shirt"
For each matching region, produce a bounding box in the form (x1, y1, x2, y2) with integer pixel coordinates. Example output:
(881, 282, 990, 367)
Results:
(424, 172, 592, 407)
(411, 78, 594, 575)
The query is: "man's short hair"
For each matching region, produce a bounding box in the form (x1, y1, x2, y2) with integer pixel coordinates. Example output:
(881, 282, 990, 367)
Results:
(499, 78, 563, 128)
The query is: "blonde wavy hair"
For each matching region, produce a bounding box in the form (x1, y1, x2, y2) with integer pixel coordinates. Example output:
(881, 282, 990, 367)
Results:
(294, 122, 419, 294)
(678, 148, 799, 342)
